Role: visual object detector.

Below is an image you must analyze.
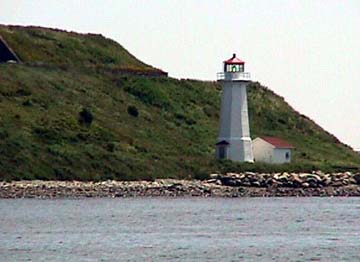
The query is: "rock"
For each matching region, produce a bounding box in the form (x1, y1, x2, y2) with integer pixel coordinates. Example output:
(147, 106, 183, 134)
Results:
(302, 182, 310, 188)
(323, 178, 331, 186)
(205, 179, 217, 184)
(299, 173, 311, 178)
(220, 177, 240, 187)
(238, 174, 246, 179)
(347, 177, 356, 184)
(273, 173, 281, 180)
(0, 173, 359, 198)
(354, 174, 360, 184)
(226, 173, 239, 178)
(344, 171, 352, 177)
(265, 177, 274, 186)
(307, 174, 322, 182)
(331, 181, 344, 187)
(314, 170, 324, 176)
(251, 181, 261, 187)
(209, 173, 219, 179)
(275, 174, 289, 185)
(290, 174, 303, 184)
(241, 181, 252, 186)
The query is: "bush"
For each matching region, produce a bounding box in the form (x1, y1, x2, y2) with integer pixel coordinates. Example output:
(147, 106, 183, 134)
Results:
(54, 168, 77, 181)
(106, 142, 117, 152)
(79, 108, 94, 126)
(127, 105, 139, 117)
(22, 99, 33, 106)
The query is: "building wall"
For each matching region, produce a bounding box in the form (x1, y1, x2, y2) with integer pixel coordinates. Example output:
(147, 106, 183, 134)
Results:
(217, 80, 253, 162)
(273, 148, 292, 164)
(253, 138, 292, 164)
(253, 138, 274, 163)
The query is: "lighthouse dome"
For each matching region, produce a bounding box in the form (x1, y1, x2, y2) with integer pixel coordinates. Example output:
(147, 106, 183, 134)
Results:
(224, 54, 245, 73)
(224, 53, 245, 65)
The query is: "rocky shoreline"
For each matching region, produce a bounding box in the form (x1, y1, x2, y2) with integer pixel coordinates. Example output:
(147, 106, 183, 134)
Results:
(1, 172, 360, 198)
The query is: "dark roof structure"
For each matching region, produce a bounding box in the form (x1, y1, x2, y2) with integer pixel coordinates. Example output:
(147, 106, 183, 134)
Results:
(260, 136, 294, 149)
(215, 140, 230, 146)
(0, 36, 20, 63)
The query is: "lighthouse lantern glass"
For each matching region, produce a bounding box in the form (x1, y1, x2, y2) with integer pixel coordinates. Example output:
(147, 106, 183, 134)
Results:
(225, 64, 244, 73)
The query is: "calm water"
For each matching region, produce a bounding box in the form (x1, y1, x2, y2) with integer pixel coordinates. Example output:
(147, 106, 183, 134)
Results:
(0, 197, 359, 262)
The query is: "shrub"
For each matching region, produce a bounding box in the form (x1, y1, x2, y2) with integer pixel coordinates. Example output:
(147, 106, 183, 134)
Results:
(54, 167, 75, 181)
(127, 105, 139, 117)
(106, 142, 117, 152)
(16, 88, 32, 97)
(79, 108, 94, 126)
(22, 99, 33, 106)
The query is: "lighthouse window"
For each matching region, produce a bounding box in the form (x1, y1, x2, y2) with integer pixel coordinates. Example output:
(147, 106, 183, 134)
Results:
(226, 64, 244, 72)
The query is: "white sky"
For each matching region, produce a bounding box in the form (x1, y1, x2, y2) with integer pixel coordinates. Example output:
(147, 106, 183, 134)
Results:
(1, 0, 359, 150)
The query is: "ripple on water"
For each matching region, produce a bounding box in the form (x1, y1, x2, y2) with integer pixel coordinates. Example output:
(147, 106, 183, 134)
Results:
(0, 197, 359, 262)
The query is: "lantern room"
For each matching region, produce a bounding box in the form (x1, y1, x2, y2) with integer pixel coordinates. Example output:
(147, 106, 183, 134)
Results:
(217, 53, 250, 81)
(224, 53, 244, 73)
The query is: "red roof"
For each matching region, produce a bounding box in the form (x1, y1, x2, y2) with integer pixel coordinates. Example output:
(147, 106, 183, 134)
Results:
(224, 54, 245, 64)
(260, 137, 294, 148)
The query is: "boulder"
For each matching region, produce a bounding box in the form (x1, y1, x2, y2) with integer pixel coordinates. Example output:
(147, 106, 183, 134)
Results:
(220, 177, 241, 187)
(307, 174, 322, 182)
(301, 182, 310, 188)
(323, 178, 331, 186)
(205, 179, 218, 184)
(209, 173, 219, 179)
(354, 174, 360, 185)
(290, 174, 303, 184)
(251, 181, 261, 187)
(273, 173, 281, 180)
(331, 180, 344, 187)
(299, 173, 311, 178)
(226, 173, 240, 178)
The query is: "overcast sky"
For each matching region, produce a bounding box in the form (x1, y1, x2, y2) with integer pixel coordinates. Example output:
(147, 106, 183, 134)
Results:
(1, 0, 359, 150)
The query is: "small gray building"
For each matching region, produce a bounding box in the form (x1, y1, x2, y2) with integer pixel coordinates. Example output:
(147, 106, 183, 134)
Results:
(253, 137, 294, 164)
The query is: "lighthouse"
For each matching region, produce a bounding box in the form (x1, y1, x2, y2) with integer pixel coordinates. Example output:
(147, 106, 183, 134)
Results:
(215, 54, 254, 162)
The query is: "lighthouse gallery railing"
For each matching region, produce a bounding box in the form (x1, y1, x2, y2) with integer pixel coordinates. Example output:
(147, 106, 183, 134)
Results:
(217, 72, 251, 81)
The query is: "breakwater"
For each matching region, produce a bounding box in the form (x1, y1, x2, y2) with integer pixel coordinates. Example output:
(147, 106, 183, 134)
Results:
(1, 172, 359, 198)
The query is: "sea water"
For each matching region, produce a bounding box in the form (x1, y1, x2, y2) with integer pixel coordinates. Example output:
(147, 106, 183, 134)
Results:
(0, 197, 359, 261)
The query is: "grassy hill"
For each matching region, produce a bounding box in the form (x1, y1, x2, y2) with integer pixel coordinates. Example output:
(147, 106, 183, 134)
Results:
(0, 25, 157, 71)
(0, 25, 359, 181)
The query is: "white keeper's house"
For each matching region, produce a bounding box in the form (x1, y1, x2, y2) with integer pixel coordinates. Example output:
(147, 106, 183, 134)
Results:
(253, 137, 294, 164)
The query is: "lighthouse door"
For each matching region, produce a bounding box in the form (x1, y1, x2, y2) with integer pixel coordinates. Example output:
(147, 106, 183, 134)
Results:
(219, 146, 227, 159)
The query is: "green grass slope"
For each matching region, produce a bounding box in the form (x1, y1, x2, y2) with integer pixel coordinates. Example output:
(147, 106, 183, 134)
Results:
(0, 25, 155, 71)
(0, 25, 358, 181)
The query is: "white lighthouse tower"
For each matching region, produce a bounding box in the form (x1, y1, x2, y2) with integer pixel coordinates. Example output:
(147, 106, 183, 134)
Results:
(216, 54, 254, 162)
